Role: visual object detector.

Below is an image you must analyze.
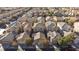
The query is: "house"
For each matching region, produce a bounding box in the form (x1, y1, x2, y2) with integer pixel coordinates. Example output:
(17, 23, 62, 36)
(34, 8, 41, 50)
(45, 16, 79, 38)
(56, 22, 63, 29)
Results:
(32, 22, 45, 33)
(69, 17, 77, 21)
(23, 23, 32, 35)
(16, 21, 24, 33)
(62, 23, 71, 32)
(74, 22, 79, 32)
(28, 17, 37, 24)
(63, 31, 72, 36)
(56, 17, 65, 22)
(53, 16, 57, 21)
(48, 8, 54, 12)
(57, 22, 65, 30)
(45, 16, 53, 22)
(22, 22, 27, 28)
(32, 17, 37, 22)
(47, 31, 57, 39)
(37, 17, 45, 24)
(21, 16, 27, 23)
(26, 18, 33, 24)
(10, 25, 19, 34)
(73, 37, 79, 48)
(47, 31, 61, 44)
(57, 22, 71, 32)
(33, 32, 49, 48)
(45, 21, 56, 32)
(33, 32, 46, 40)
(16, 32, 32, 45)
(17, 16, 27, 24)
(0, 32, 15, 42)
(26, 10, 34, 17)
(76, 16, 79, 21)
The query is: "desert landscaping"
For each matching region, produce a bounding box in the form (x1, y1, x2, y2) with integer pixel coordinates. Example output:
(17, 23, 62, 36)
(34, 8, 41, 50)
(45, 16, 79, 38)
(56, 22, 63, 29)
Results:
(0, 7, 79, 51)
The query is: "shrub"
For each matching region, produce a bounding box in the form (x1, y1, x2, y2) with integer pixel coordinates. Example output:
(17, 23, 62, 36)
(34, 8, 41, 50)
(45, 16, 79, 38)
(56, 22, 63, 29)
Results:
(64, 18, 69, 23)
(0, 20, 5, 25)
(48, 11, 54, 16)
(57, 33, 74, 46)
(67, 19, 76, 26)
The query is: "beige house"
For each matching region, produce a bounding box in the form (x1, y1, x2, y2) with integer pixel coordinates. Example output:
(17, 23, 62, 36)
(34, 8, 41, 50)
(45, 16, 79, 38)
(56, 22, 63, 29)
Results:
(17, 16, 27, 24)
(30, 17, 37, 24)
(34, 32, 46, 41)
(37, 17, 45, 24)
(69, 17, 77, 21)
(33, 32, 49, 47)
(56, 17, 65, 21)
(53, 16, 57, 22)
(57, 22, 72, 32)
(22, 22, 27, 28)
(32, 22, 45, 32)
(0, 32, 15, 42)
(16, 32, 32, 45)
(45, 16, 53, 22)
(57, 22, 65, 30)
(63, 31, 72, 36)
(74, 22, 79, 32)
(23, 23, 32, 35)
(9, 25, 19, 33)
(16, 21, 24, 33)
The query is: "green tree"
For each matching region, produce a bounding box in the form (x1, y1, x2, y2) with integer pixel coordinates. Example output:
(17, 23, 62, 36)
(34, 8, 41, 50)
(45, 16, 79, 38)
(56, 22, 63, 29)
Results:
(57, 33, 74, 46)
(0, 20, 5, 25)
(67, 19, 76, 26)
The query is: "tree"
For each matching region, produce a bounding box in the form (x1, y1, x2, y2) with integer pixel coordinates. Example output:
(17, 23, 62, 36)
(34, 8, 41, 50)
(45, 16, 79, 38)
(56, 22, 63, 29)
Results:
(67, 19, 76, 26)
(57, 33, 75, 46)
(0, 20, 5, 25)
(65, 18, 76, 26)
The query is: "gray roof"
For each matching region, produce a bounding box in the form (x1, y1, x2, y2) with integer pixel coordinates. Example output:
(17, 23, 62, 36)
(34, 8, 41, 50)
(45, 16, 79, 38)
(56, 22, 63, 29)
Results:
(62, 23, 71, 32)
(0, 32, 14, 42)
(73, 37, 79, 48)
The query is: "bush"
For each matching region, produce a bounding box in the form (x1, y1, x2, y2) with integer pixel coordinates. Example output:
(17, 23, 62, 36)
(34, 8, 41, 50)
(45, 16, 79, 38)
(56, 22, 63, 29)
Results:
(48, 11, 54, 16)
(67, 19, 76, 26)
(57, 33, 74, 46)
(64, 18, 69, 23)
(0, 20, 5, 25)
(65, 18, 76, 26)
